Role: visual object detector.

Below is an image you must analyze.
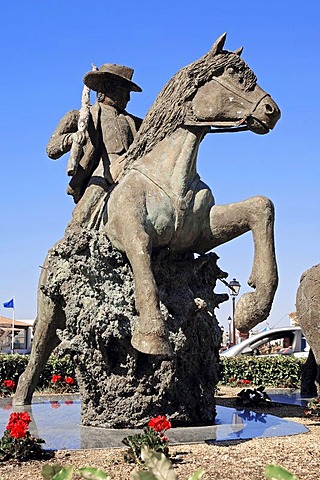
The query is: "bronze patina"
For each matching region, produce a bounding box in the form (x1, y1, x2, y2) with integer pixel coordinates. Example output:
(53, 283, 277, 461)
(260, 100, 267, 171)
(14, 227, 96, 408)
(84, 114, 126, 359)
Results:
(15, 35, 280, 426)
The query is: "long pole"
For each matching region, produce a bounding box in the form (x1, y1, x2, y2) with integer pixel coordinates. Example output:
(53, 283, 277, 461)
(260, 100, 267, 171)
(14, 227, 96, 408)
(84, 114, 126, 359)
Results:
(11, 299, 15, 354)
(232, 296, 236, 345)
(66, 64, 97, 176)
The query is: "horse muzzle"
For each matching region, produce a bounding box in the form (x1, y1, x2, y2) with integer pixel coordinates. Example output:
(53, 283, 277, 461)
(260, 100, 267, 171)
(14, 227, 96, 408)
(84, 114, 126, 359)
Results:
(247, 95, 281, 135)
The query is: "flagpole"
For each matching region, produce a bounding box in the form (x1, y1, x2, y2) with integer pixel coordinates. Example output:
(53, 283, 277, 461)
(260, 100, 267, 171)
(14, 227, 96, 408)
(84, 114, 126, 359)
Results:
(11, 297, 15, 354)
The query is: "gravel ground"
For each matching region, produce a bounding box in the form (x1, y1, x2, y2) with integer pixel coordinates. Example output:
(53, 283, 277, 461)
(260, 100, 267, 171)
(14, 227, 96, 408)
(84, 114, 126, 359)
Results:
(0, 387, 319, 480)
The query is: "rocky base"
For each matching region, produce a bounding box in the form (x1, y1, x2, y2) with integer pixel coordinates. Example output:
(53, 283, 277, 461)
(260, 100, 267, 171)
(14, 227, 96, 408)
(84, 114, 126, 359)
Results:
(43, 224, 228, 428)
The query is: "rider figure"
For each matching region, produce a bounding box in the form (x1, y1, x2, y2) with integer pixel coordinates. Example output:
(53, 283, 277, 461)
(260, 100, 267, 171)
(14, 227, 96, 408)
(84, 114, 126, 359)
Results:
(46, 64, 143, 226)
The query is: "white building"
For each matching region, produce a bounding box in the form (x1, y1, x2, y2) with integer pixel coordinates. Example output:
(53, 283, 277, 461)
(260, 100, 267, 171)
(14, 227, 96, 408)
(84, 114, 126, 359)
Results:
(0, 316, 34, 354)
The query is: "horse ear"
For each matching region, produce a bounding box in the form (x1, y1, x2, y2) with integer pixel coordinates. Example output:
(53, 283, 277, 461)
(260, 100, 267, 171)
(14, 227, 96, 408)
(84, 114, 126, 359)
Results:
(210, 33, 227, 55)
(234, 47, 243, 56)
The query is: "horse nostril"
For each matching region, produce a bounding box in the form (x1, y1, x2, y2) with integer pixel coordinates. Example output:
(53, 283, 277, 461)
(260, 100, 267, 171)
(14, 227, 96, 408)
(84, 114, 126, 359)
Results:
(265, 103, 274, 114)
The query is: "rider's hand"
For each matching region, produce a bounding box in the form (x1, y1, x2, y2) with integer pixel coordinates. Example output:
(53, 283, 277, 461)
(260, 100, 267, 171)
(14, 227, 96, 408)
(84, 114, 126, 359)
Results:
(71, 131, 86, 146)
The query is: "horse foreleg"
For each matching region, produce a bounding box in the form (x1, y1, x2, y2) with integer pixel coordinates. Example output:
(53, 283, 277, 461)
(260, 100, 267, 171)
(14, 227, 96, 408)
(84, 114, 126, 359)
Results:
(14, 288, 65, 405)
(110, 221, 173, 356)
(209, 196, 278, 332)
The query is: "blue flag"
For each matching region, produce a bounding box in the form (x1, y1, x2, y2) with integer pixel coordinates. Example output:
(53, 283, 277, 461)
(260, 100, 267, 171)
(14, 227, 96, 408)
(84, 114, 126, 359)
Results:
(3, 299, 14, 308)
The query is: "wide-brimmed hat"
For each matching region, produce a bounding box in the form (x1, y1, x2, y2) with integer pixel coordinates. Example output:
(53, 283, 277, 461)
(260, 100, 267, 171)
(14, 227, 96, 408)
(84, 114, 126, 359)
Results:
(83, 64, 142, 93)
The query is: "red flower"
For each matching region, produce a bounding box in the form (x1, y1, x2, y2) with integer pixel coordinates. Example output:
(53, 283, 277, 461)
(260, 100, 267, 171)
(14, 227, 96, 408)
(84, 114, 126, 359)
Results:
(6, 411, 31, 428)
(19, 412, 31, 424)
(6, 411, 31, 439)
(2, 379, 15, 390)
(6, 412, 18, 429)
(51, 374, 62, 383)
(229, 377, 236, 383)
(9, 420, 28, 439)
(240, 379, 251, 385)
(50, 401, 61, 409)
(65, 377, 75, 385)
(148, 415, 171, 433)
(64, 400, 74, 405)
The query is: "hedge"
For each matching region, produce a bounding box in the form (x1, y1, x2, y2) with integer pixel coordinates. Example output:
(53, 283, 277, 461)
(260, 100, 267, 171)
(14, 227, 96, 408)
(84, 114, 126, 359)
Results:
(0, 354, 306, 392)
(0, 354, 76, 390)
(220, 356, 305, 388)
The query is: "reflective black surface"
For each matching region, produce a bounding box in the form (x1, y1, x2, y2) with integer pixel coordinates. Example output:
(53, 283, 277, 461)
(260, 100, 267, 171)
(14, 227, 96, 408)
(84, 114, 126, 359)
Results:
(0, 394, 308, 450)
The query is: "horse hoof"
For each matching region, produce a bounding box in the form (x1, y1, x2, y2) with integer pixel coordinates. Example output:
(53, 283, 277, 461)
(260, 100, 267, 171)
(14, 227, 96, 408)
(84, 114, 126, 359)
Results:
(131, 332, 173, 357)
(235, 291, 273, 332)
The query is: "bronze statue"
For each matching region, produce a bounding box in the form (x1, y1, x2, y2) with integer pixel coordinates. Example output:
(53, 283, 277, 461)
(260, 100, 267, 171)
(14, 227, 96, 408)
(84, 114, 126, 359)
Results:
(46, 64, 142, 224)
(15, 34, 281, 413)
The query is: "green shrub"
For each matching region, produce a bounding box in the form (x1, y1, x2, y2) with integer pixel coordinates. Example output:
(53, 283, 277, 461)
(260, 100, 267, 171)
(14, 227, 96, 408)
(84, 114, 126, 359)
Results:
(0, 354, 29, 385)
(39, 355, 76, 389)
(0, 353, 76, 393)
(0, 354, 306, 395)
(220, 356, 305, 388)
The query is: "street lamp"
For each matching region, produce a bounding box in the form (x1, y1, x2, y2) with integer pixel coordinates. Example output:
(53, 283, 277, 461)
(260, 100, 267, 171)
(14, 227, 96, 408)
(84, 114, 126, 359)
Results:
(220, 325, 225, 347)
(228, 278, 241, 345)
(227, 316, 232, 347)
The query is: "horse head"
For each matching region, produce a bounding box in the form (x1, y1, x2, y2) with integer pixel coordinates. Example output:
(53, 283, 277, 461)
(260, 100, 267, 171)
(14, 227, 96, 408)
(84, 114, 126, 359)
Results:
(121, 34, 280, 174)
(185, 33, 281, 134)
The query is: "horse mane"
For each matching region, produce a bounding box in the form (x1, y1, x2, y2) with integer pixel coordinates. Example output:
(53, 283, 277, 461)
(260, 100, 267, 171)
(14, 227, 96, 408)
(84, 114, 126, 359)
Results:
(122, 49, 257, 171)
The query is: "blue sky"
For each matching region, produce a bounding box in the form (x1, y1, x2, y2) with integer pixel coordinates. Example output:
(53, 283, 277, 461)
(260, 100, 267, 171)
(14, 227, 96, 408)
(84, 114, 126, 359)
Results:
(0, 1, 319, 333)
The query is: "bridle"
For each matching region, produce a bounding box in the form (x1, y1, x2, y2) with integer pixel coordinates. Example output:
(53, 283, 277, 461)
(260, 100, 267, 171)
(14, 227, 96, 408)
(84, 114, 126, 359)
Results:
(185, 76, 270, 134)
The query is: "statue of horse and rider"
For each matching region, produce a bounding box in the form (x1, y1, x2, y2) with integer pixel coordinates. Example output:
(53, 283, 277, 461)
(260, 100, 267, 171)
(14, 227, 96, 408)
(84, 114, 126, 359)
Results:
(14, 33, 280, 405)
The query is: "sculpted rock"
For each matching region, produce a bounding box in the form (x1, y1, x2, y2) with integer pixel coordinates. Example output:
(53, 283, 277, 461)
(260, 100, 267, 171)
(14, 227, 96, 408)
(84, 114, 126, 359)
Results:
(42, 224, 226, 426)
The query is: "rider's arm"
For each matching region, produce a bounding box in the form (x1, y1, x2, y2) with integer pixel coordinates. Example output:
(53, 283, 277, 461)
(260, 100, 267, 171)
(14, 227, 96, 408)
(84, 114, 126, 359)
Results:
(46, 110, 80, 159)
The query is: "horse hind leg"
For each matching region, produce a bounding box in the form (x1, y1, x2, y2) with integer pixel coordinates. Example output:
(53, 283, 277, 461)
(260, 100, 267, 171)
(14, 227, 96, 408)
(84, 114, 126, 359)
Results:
(13, 290, 65, 405)
(209, 196, 278, 332)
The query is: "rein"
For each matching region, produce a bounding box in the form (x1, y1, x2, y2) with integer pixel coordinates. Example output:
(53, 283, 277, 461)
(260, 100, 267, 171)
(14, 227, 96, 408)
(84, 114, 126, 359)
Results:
(209, 126, 249, 133)
(185, 77, 269, 134)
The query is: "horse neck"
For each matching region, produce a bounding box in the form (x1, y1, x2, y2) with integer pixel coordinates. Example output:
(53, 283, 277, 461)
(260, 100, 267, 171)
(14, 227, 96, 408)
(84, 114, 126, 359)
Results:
(136, 127, 205, 198)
